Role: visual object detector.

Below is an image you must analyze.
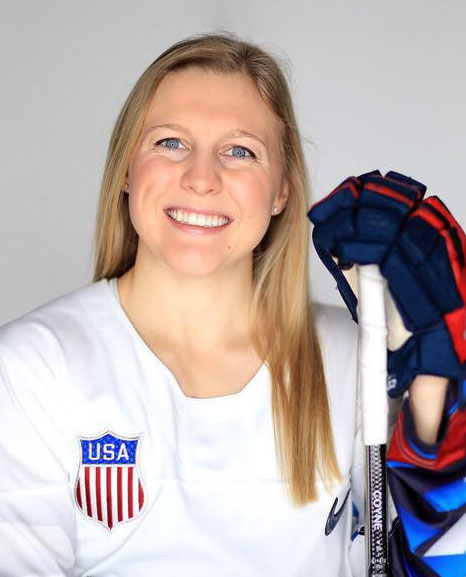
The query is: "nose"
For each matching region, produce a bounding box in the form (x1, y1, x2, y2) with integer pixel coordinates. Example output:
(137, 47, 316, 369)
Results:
(180, 150, 222, 195)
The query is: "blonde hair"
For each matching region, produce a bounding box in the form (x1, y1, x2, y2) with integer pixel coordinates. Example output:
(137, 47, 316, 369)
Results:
(93, 31, 341, 505)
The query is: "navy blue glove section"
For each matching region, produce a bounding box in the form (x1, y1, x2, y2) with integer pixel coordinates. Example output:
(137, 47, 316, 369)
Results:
(308, 170, 466, 406)
(382, 197, 466, 401)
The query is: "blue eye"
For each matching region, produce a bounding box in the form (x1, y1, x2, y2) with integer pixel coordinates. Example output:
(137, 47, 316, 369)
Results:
(155, 137, 184, 149)
(228, 145, 256, 159)
(154, 138, 256, 159)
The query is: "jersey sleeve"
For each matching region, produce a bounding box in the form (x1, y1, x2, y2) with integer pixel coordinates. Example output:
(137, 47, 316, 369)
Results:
(0, 331, 76, 575)
(387, 385, 466, 576)
(314, 303, 367, 576)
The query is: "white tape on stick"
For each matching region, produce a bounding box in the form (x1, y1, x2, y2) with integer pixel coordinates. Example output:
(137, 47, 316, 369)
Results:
(357, 264, 389, 446)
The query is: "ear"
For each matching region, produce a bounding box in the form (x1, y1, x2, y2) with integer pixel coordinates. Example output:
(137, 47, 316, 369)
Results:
(277, 177, 289, 210)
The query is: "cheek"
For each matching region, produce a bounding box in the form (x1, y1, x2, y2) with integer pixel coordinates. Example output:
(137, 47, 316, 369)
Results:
(126, 160, 164, 231)
(231, 173, 275, 215)
(130, 156, 175, 193)
(230, 175, 274, 241)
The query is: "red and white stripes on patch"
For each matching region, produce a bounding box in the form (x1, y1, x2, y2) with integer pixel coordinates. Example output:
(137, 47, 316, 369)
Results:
(75, 466, 144, 530)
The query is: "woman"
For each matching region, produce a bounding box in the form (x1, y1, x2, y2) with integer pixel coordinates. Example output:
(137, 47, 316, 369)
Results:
(0, 32, 464, 576)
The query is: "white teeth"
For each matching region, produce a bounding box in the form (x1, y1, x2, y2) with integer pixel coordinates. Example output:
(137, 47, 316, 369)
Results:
(167, 209, 228, 227)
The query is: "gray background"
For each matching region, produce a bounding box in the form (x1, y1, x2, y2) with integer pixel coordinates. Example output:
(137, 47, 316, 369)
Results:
(1, 0, 465, 324)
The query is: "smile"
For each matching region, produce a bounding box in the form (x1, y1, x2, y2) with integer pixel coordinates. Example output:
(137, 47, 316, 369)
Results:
(165, 208, 230, 228)
(164, 209, 232, 234)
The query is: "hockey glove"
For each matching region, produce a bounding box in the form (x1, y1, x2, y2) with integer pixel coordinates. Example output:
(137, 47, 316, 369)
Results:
(308, 170, 466, 407)
(308, 170, 426, 321)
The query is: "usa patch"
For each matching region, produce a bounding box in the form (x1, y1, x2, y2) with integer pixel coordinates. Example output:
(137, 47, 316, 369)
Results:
(75, 431, 145, 531)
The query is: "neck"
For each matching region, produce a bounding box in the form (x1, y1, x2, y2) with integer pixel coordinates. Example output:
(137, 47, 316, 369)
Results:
(117, 255, 256, 356)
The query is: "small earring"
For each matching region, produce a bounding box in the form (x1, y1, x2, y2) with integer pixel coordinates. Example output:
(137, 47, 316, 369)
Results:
(272, 207, 279, 214)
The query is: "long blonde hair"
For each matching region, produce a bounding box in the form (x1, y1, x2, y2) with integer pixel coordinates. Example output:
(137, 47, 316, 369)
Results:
(93, 31, 341, 505)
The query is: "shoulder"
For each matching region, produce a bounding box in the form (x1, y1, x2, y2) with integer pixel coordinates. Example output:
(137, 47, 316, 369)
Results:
(0, 279, 112, 376)
(313, 301, 358, 359)
(312, 303, 361, 475)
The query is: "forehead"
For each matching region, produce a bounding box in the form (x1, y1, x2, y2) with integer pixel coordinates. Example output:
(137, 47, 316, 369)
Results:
(143, 68, 281, 143)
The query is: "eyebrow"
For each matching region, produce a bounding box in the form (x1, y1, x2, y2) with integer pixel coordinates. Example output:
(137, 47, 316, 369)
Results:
(143, 122, 267, 147)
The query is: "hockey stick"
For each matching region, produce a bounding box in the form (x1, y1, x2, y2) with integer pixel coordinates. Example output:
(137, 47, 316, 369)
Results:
(357, 264, 390, 576)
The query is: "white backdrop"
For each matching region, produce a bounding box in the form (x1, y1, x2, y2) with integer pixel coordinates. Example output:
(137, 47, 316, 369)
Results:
(1, 0, 465, 324)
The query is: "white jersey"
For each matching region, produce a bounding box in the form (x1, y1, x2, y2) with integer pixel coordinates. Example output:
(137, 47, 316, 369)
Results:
(0, 278, 366, 576)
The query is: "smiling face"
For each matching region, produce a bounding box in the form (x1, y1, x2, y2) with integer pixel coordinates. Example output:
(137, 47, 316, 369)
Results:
(125, 67, 289, 279)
